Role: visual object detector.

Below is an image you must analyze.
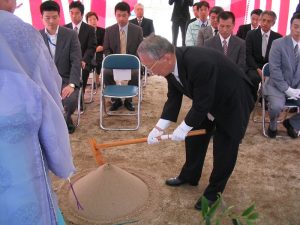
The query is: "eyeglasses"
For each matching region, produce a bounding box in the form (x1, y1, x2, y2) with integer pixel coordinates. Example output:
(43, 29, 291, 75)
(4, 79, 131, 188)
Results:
(145, 56, 163, 75)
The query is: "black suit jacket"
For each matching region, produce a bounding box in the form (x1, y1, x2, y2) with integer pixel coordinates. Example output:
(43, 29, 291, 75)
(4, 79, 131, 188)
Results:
(169, 0, 193, 22)
(103, 23, 143, 56)
(65, 22, 96, 65)
(161, 47, 254, 140)
(236, 23, 251, 40)
(95, 27, 105, 64)
(129, 17, 155, 37)
(246, 28, 282, 70)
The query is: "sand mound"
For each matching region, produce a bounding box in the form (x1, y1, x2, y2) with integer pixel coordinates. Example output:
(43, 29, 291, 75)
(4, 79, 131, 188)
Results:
(67, 164, 149, 223)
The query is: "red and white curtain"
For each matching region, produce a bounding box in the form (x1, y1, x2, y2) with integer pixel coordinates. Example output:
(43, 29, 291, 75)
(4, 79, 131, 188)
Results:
(14, 0, 298, 35)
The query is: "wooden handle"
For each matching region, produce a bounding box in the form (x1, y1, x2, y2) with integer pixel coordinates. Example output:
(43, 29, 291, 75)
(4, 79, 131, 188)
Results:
(94, 129, 206, 149)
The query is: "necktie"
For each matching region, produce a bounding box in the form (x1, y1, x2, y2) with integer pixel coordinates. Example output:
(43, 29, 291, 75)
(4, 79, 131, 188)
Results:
(74, 26, 79, 34)
(295, 44, 299, 69)
(138, 19, 142, 26)
(201, 23, 206, 28)
(120, 29, 126, 54)
(223, 39, 228, 56)
(262, 33, 268, 58)
(214, 29, 218, 36)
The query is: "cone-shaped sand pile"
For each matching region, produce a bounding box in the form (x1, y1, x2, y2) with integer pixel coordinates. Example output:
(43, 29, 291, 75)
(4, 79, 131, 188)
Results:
(68, 163, 149, 222)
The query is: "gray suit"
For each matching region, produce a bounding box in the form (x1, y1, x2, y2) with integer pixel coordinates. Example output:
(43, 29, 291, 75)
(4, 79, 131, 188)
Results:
(264, 35, 300, 130)
(197, 25, 213, 46)
(40, 26, 82, 120)
(204, 35, 246, 72)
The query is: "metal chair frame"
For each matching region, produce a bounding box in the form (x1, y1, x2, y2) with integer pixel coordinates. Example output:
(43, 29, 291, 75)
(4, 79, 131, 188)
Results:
(260, 63, 299, 137)
(99, 54, 141, 131)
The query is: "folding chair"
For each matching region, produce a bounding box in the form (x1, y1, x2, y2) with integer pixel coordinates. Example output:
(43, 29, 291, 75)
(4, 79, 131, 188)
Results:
(261, 63, 299, 137)
(75, 70, 84, 127)
(100, 54, 141, 131)
(84, 68, 97, 104)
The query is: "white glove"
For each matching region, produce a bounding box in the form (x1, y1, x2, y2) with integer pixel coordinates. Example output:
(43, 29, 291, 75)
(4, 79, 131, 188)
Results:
(147, 119, 171, 144)
(285, 87, 300, 100)
(171, 121, 193, 141)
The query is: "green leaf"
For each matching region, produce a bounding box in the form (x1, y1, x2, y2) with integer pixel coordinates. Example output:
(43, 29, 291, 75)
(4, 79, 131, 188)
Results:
(207, 198, 221, 218)
(247, 212, 259, 220)
(215, 218, 221, 225)
(201, 196, 209, 218)
(242, 204, 255, 217)
(232, 218, 243, 225)
(246, 220, 254, 225)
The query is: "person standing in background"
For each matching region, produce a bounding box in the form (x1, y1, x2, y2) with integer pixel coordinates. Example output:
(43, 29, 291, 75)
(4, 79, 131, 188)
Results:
(169, 0, 193, 46)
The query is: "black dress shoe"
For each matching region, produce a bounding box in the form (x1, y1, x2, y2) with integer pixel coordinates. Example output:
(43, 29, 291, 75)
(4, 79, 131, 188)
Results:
(66, 119, 76, 134)
(283, 119, 299, 138)
(194, 196, 215, 211)
(165, 177, 198, 187)
(267, 126, 277, 138)
(124, 100, 135, 111)
(109, 100, 122, 111)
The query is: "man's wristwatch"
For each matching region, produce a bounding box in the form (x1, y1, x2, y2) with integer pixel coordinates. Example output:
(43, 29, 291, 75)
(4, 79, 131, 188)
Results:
(69, 83, 75, 88)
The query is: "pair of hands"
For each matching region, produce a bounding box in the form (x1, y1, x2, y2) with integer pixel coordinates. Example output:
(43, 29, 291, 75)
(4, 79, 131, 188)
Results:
(285, 87, 300, 100)
(147, 119, 193, 144)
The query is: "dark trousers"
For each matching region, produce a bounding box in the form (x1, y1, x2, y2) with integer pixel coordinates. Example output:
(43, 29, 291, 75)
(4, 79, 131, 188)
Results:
(247, 69, 262, 95)
(103, 69, 139, 102)
(62, 82, 79, 123)
(172, 20, 188, 47)
(178, 117, 240, 201)
(81, 68, 90, 93)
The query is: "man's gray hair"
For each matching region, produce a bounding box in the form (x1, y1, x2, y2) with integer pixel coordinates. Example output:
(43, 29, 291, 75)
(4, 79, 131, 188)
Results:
(134, 3, 144, 9)
(261, 10, 277, 21)
(137, 34, 175, 60)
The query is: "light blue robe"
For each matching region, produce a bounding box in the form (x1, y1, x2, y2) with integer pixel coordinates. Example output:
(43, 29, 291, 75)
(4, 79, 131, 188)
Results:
(0, 10, 75, 225)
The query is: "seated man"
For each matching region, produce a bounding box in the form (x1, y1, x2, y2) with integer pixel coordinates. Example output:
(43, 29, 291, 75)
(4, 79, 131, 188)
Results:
(65, 1, 96, 97)
(103, 2, 143, 111)
(185, 1, 209, 46)
(236, 9, 262, 40)
(264, 13, 300, 138)
(246, 10, 282, 94)
(40, 1, 82, 134)
(204, 11, 246, 72)
(197, 6, 224, 46)
(129, 3, 155, 38)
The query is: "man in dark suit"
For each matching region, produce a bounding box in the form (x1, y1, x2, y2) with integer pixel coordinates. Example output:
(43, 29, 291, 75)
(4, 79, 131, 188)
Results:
(236, 9, 262, 40)
(204, 11, 246, 72)
(40, 1, 82, 134)
(103, 2, 143, 111)
(65, 1, 96, 96)
(246, 10, 282, 93)
(169, 0, 193, 46)
(130, 3, 154, 38)
(137, 35, 255, 210)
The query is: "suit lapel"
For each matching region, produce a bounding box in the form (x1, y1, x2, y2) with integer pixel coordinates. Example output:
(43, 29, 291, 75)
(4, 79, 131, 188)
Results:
(215, 35, 223, 53)
(227, 36, 235, 57)
(54, 27, 64, 64)
(41, 31, 51, 55)
(175, 48, 192, 97)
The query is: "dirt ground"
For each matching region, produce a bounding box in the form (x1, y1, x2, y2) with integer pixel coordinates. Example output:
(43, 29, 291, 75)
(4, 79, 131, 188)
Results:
(52, 75, 300, 225)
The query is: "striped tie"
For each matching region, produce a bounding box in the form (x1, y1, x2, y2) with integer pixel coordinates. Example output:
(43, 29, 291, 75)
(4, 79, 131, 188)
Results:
(223, 39, 228, 56)
(295, 44, 299, 69)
